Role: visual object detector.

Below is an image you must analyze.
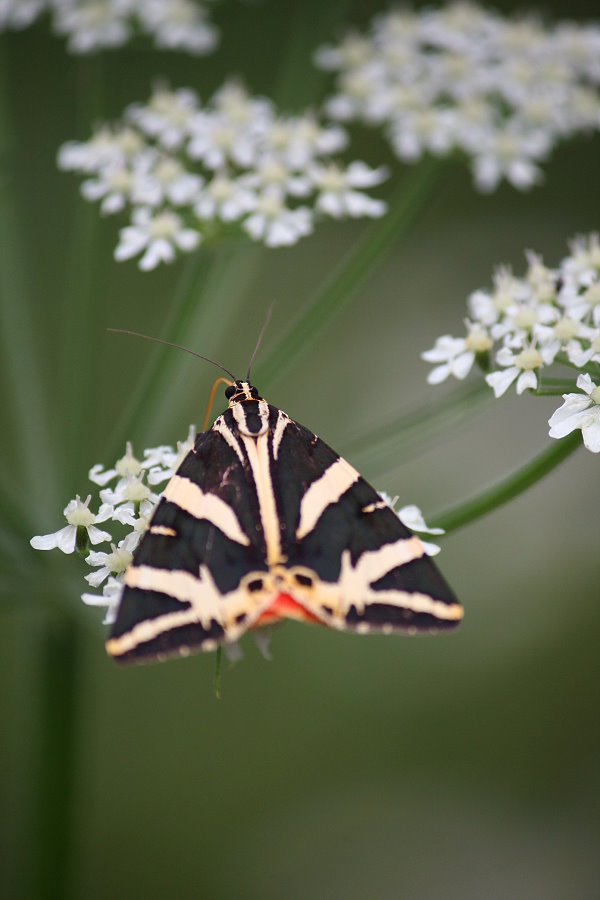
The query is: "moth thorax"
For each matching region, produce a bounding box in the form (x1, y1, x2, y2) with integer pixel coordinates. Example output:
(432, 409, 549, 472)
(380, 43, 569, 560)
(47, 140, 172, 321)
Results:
(225, 380, 263, 405)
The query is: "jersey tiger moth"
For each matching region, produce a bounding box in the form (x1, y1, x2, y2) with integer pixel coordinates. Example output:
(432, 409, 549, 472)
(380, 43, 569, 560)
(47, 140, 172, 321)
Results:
(106, 379, 463, 663)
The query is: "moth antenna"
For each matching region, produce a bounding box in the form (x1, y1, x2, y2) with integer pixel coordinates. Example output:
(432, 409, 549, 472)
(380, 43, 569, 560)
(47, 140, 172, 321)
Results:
(246, 304, 273, 381)
(107, 328, 236, 381)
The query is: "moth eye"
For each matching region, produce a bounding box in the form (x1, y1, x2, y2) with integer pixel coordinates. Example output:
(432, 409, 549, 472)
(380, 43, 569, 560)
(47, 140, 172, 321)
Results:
(225, 385, 236, 399)
(294, 573, 313, 587)
(247, 578, 264, 592)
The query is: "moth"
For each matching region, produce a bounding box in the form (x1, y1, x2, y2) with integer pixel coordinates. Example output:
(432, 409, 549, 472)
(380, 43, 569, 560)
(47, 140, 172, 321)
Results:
(106, 377, 463, 664)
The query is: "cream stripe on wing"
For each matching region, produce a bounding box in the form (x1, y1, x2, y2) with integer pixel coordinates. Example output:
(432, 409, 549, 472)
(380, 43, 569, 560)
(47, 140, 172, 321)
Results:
(296, 457, 360, 540)
(213, 416, 245, 464)
(124, 565, 221, 625)
(241, 433, 281, 566)
(353, 537, 424, 585)
(271, 410, 289, 460)
(163, 475, 249, 545)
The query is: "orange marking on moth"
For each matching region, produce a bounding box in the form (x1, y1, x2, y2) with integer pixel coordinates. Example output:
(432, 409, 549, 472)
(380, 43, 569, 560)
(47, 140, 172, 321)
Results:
(254, 594, 321, 625)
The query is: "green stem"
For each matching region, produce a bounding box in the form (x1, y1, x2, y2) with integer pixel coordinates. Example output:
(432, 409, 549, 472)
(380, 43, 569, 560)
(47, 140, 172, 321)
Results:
(432, 431, 581, 534)
(31, 611, 80, 900)
(255, 157, 447, 387)
(106, 251, 208, 458)
(0, 38, 57, 521)
(345, 379, 489, 468)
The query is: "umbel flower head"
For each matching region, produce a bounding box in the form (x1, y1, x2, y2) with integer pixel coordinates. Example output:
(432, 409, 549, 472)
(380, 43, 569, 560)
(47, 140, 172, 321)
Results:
(0, 0, 219, 56)
(315, 3, 600, 191)
(421, 233, 600, 452)
(58, 81, 389, 269)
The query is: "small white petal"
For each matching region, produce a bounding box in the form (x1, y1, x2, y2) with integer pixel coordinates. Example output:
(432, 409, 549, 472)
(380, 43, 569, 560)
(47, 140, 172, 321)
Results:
(87, 526, 113, 545)
(485, 367, 519, 398)
(56, 525, 78, 554)
(31, 524, 74, 552)
(516, 369, 538, 394)
(582, 418, 600, 452)
(427, 363, 451, 385)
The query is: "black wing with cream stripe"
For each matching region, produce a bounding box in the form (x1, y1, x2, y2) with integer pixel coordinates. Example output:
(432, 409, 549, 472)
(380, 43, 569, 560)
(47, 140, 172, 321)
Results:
(107, 383, 462, 664)
(270, 413, 462, 635)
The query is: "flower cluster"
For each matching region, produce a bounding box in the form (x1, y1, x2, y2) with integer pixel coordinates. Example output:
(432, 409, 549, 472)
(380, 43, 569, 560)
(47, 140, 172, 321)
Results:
(31, 427, 197, 622)
(315, 3, 600, 191)
(30, 428, 443, 623)
(422, 234, 600, 452)
(58, 81, 388, 269)
(0, 0, 218, 56)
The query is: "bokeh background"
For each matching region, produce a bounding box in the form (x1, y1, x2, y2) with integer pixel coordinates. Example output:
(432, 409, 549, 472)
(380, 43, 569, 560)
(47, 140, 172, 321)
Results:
(1, 1, 599, 898)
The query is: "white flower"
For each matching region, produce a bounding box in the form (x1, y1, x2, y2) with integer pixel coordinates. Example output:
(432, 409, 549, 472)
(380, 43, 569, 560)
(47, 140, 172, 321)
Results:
(30, 495, 112, 553)
(139, 0, 218, 56)
(132, 154, 204, 208)
(53, 0, 133, 54)
(468, 265, 530, 327)
(310, 161, 388, 219)
(471, 125, 549, 193)
(0, 0, 45, 29)
(58, 126, 146, 174)
(187, 112, 257, 170)
(240, 157, 311, 198)
(85, 532, 138, 587)
(80, 162, 137, 214)
(379, 493, 444, 556)
(485, 345, 545, 397)
(126, 87, 198, 150)
(388, 108, 457, 162)
(316, 6, 600, 192)
(194, 174, 255, 223)
(81, 576, 123, 625)
(566, 330, 600, 367)
(100, 474, 159, 510)
(114, 206, 200, 270)
(242, 190, 313, 247)
(422, 323, 492, 384)
(146, 424, 196, 484)
(89, 441, 143, 486)
(548, 374, 600, 452)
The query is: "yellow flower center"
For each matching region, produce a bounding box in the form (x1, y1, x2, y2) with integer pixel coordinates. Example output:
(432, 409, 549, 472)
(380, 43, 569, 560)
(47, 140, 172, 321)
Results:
(66, 496, 95, 527)
(465, 329, 492, 352)
(590, 386, 600, 405)
(513, 348, 543, 370)
(512, 308, 537, 329)
(105, 545, 133, 574)
(148, 212, 179, 239)
(316, 164, 345, 192)
(123, 479, 151, 503)
(553, 317, 579, 341)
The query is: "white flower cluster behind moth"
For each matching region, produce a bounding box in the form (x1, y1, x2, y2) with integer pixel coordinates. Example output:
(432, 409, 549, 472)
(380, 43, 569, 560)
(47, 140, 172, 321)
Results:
(30, 429, 444, 632)
(422, 234, 600, 452)
(0, 0, 219, 56)
(58, 81, 389, 269)
(315, 3, 600, 192)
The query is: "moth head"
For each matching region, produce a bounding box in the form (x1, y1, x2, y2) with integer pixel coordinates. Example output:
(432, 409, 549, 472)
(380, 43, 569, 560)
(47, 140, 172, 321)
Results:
(225, 380, 263, 406)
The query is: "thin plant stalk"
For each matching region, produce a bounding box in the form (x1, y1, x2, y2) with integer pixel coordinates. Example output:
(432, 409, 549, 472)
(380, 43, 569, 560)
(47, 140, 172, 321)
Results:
(255, 157, 447, 387)
(432, 431, 581, 533)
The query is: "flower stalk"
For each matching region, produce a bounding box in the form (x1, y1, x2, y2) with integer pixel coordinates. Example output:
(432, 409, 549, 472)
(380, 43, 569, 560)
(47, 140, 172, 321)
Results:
(432, 431, 581, 534)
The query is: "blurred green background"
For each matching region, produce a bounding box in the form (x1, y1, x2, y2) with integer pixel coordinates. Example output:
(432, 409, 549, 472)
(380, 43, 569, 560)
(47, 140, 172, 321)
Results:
(1, 1, 599, 898)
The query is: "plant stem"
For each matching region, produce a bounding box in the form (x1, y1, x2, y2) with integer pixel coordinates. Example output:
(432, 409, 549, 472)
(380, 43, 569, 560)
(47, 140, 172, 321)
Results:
(0, 39, 57, 520)
(31, 611, 80, 900)
(432, 431, 581, 533)
(344, 379, 489, 468)
(255, 157, 447, 387)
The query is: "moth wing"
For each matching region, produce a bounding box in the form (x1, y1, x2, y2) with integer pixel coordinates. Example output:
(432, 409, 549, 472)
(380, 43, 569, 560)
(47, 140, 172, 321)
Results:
(272, 415, 463, 634)
(106, 425, 269, 664)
